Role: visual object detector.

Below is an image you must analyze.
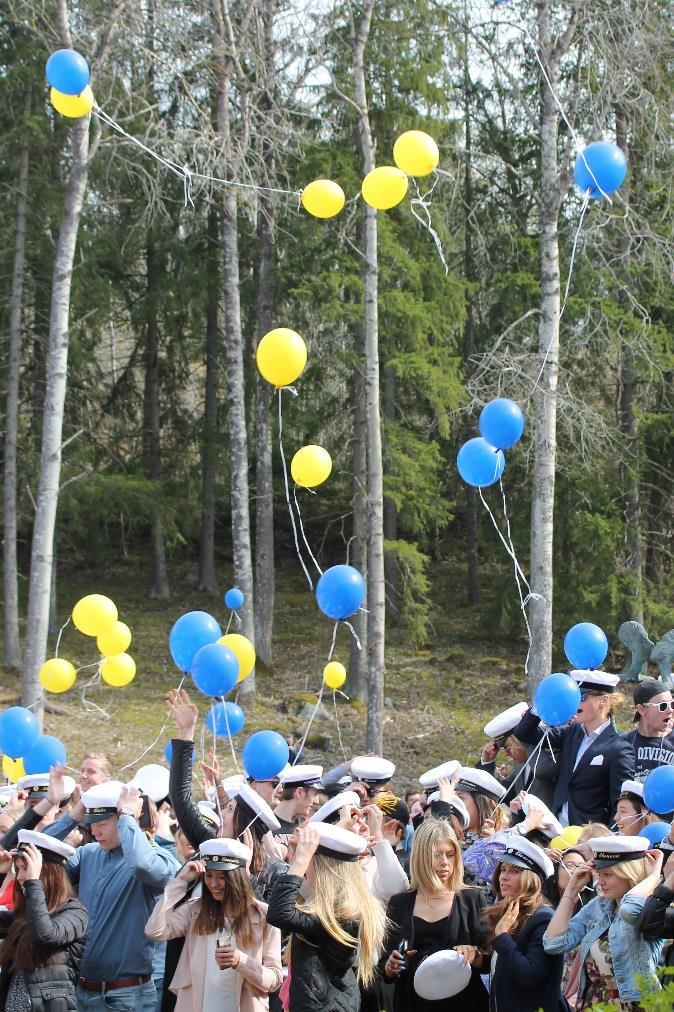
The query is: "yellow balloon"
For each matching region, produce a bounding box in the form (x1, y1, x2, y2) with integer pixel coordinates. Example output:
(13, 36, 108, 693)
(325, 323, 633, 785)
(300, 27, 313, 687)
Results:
(291, 445, 333, 488)
(72, 594, 118, 637)
(393, 130, 440, 177)
(218, 634, 256, 683)
(2, 755, 25, 782)
(50, 85, 94, 118)
(39, 658, 77, 694)
(550, 835, 567, 851)
(301, 179, 345, 219)
(256, 328, 308, 388)
(561, 825, 583, 846)
(97, 621, 132, 656)
(100, 653, 136, 687)
(361, 166, 408, 210)
(323, 662, 347, 690)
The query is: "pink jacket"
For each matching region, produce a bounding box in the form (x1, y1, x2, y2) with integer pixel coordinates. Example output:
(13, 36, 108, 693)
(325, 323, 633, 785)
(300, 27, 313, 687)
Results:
(145, 877, 283, 1011)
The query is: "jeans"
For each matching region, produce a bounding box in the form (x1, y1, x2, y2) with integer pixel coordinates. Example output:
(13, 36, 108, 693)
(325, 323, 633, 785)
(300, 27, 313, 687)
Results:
(76, 980, 156, 1010)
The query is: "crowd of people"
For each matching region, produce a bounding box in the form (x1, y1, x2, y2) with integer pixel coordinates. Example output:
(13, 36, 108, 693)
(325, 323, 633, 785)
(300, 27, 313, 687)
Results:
(1, 669, 674, 1010)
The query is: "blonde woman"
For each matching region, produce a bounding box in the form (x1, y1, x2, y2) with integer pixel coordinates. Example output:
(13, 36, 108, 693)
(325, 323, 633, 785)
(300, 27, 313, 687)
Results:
(145, 838, 282, 1010)
(484, 837, 565, 1012)
(544, 835, 665, 1008)
(267, 822, 386, 1011)
(381, 818, 489, 1011)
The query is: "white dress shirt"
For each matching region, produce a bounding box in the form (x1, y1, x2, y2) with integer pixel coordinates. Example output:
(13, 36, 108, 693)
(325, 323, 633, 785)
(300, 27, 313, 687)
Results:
(559, 719, 611, 826)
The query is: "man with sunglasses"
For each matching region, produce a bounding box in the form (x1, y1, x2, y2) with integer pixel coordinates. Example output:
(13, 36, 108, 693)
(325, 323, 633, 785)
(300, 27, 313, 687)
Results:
(512, 670, 634, 827)
(621, 678, 674, 781)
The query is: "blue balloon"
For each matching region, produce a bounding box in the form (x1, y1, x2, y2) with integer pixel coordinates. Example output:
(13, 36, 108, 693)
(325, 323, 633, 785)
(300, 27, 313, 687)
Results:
(225, 587, 245, 610)
(191, 643, 239, 697)
(639, 821, 670, 848)
(169, 611, 222, 672)
(574, 142, 627, 200)
(0, 707, 40, 759)
(479, 398, 525, 450)
(23, 734, 67, 774)
(534, 673, 581, 727)
(564, 623, 609, 669)
(644, 766, 674, 816)
(164, 741, 196, 764)
(242, 731, 289, 781)
(45, 49, 90, 96)
(456, 437, 505, 488)
(315, 565, 365, 621)
(205, 702, 246, 737)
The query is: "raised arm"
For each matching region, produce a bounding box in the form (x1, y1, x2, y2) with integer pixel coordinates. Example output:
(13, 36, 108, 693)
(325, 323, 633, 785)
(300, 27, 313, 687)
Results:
(166, 689, 215, 849)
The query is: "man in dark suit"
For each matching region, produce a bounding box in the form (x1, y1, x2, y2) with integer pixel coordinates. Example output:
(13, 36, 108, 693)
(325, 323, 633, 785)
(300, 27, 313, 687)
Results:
(478, 702, 558, 808)
(512, 670, 635, 826)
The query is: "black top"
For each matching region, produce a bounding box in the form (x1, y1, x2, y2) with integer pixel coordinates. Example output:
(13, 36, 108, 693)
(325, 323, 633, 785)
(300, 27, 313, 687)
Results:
(267, 873, 359, 1011)
(381, 888, 490, 1012)
(638, 883, 674, 966)
(620, 728, 674, 781)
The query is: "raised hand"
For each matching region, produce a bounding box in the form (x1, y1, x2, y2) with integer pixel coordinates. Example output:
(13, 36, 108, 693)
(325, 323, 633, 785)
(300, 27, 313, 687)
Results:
(494, 898, 520, 936)
(166, 688, 198, 740)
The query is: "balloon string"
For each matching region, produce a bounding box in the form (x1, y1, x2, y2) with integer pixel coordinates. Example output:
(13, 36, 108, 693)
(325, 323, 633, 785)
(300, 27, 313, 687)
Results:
(526, 188, 592, 403)
(498, 731, 549, 806)
(332, 690, 348, 761)
(79, 668, 111, 720)
(116, 675, 186, 776)
(410, 175, 449, 276)
(293, 485, 323, 577)
(342, 620, 363, 652)
(222, 697, 240, 772)
(54, 617, 70, 659)
(278, 388, 314, 591)
(225, 613, 234, 635)
(293, 683, 326, 766)
(327, 622, 339, 662)
(92, 104, 300, 202)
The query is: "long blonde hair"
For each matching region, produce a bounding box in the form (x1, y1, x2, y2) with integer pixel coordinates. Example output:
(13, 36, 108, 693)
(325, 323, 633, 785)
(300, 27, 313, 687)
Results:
(609, 857, 650, 888)
(410, 819, 464, 895)
(298, 853, 387, 987)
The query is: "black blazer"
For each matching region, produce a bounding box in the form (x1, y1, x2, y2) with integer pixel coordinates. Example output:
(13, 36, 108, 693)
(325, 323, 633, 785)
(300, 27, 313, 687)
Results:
(638, 883, 674, 966)
(381, 888, 489, 1011)
(513, 710, 635, 825)
(489, 905, 568, 1012)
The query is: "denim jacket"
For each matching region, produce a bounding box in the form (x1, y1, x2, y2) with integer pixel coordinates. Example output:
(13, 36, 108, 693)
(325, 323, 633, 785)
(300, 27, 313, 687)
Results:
(542, 892, 664, 1003)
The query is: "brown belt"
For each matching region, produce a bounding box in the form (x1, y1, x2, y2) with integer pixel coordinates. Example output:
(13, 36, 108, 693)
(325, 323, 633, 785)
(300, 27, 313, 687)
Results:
(78, 975, 150, 993)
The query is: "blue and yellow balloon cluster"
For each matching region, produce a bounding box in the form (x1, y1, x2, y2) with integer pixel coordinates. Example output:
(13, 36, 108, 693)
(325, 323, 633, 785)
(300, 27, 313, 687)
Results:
(46, 49, 93, 119)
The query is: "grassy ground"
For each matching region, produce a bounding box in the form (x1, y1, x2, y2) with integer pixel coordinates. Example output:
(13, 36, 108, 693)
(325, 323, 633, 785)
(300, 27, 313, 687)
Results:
(0, 557, 543, 793)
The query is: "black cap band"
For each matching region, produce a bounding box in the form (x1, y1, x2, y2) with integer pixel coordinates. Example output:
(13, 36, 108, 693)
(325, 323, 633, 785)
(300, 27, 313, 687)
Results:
(16, 843, 68, 866)
(315, 844, 360, 862)
(593, 849, 644, 867)
(456, 779, 502, 803)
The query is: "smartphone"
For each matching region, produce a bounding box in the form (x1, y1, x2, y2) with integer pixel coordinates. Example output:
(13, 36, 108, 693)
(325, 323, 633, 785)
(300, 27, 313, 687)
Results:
(398, 939, 409, 973)
(139, 795, 152, 831)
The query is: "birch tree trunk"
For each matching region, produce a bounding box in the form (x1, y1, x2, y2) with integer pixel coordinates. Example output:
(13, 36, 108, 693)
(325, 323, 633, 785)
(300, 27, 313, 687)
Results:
(353, 0, 385, 751)
(615, 108, 643, 623)
(3, 87, 30, 670)
(463, 27, 479, 604)
(21, 115, 91, 710)
(211, 0, 256, 697)
(143, 233, 170, 599)
(383, 363, 398, 613)
(254, 0, 276, 668)
(528, 1, 567, 691)
(198, 206, 220, 594)
(349, 324, 368, 700)
(21, 0, 122, 710)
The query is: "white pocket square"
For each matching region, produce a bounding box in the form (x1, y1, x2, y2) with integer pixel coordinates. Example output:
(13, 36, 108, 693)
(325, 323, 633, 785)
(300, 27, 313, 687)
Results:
(590, 754, 604, 766)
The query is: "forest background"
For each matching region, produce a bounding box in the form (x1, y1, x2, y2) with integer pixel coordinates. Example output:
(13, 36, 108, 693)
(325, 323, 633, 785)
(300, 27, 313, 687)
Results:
(0, 0, 672, 782)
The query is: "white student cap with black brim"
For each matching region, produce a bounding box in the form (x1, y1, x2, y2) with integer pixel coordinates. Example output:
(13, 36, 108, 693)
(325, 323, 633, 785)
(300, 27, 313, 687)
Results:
(501, 835, 554, 881)
(81, 780, 126, 824)
(588, 834, 648, 868)
(129, 764, 170, 804)
(17, 773, 76, 803)
(571, 670, 620, 693)
(419, 760, 461, 790)
(313, 822, 368, 861)
(235, 782, 281, 833)
(199, 838, 251, 871)
(198, 801, 221, 829)
(414, 949, 471, 1000)
(484, 702, 529, 745)
(455, 767, 506, 803)
(310, 790, 361, 825)
(619, 780, 645, 806)
(521, 793, 564, 839)
(221, 774, 247, 798)
(0, 785, 14, 807)
(350, 756, 395, 785)
(17, 829, 75, 865)
(426, 792, 470, 830)
(279, 764, 323, 788)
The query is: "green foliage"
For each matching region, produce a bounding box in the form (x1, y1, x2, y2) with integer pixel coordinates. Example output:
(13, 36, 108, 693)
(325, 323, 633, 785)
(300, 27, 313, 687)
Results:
(384, 539, 431, 646)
